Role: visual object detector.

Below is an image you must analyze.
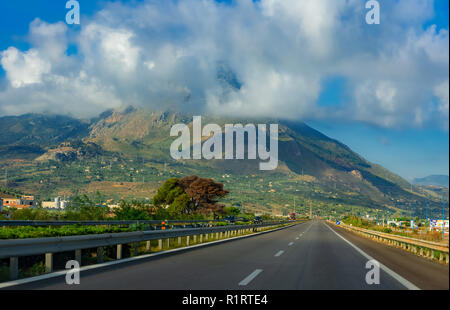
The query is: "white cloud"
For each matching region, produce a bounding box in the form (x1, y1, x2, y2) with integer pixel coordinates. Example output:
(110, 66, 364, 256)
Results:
(79, 24, 141, 73)
(0, 0, 448, 130)
(434, 80, 449, 130)
(0, 47, 50, 88)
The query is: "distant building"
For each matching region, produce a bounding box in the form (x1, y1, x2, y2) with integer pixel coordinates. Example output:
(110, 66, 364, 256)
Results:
(11, 204, 35, 210)
(1, 194, 36, 209)
(387, 220, 400, 227)
(41, 197, 68, 210)
(21, 195, 36, 207)
(430, 219, 449, 230)
(1, 198, 21, 206)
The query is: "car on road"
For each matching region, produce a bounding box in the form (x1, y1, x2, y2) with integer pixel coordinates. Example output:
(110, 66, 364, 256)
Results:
(224, 215, 236, 223)
(253, 216, 263, 224)
(236, 217, 249, 222)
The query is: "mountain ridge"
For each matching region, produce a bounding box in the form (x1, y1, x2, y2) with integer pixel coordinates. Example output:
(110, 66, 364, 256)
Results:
(0, 107, 443, 217)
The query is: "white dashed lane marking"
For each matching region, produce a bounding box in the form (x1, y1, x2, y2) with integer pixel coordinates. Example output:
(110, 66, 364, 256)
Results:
(239, 269, 263, 286)
(274, 250, 284, 257)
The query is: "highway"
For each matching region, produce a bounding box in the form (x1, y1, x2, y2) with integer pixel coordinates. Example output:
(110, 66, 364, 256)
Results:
(4, 220, 449, 290)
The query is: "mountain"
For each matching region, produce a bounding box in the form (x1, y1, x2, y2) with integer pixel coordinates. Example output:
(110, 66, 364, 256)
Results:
(0, 107, 443, 217)
(0, 114, 89, 160)
(414, 175, 449, 188)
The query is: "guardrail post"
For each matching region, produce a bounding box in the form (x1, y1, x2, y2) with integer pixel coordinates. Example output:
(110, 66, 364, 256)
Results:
(146, 241, 151, 252)
(117, 244, 123, 259)
(193, 235, 197, 243)
(200, 234, 203, 243)
(216, 232, 219, 239)
(97, 247, 104, 263)
(75, 249, 82, 265)
(178, 237, 182, 245)
(10, 257, 18, 280)
(439, 252, 444, 262)
(165, 238, 170, 248)
(45, 253, 53, 273)
(186, 236, 190, 246)
(158, 239, 163, 250)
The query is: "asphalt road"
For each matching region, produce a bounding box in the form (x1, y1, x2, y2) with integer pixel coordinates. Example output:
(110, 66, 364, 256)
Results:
(5, 220, 449, 290)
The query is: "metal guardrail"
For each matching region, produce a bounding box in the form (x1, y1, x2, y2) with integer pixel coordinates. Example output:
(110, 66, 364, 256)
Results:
(0, 221, 286, 258)
(0, 219, 222, 227)
(329, 221, 449, 264)
(0, 220, 301, 281)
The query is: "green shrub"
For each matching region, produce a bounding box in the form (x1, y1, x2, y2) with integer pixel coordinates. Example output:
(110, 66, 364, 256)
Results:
(0, 265, 9, 282)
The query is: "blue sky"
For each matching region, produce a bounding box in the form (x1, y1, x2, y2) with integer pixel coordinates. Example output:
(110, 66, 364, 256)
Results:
(312, 0, 449, 180)
(0, 0, 448, 181)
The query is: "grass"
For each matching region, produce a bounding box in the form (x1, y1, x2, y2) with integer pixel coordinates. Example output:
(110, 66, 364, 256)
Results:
(342, 216, 447, 243)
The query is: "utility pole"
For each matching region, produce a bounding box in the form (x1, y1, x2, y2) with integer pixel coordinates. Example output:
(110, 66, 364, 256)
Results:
(443, 196, 446, 239)
(401, 205, 403, 233)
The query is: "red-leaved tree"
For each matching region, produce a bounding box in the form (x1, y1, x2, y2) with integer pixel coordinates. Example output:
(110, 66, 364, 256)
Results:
(178, 175, 229, 218)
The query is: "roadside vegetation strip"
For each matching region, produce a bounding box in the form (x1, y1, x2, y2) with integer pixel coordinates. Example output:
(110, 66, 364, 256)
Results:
(329, 221, 449, 264)
(342, 216, 446, 243)
(0, 221, 301, 288)
(0, 220, 300, 240)
(0, 219, 220, 227)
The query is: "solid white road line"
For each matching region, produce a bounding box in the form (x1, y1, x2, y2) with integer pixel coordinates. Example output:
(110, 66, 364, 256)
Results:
(295, 237, 299, 240)
(324, 222, 420, 290)
(239, 269, 263, 286)
(274, 250, 284, 257)
(288, 242, 294, 246)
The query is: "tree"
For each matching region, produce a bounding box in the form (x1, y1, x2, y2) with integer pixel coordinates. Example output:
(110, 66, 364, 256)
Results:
(178, 175, 229, 218)
(114, 200, 152, 220)
(167, 193, 191, 216)
(65, 194, 109, 220)
(152, 176, 229, 218)
(152, 178, 185, 207)
(224, 206, 241, 216)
